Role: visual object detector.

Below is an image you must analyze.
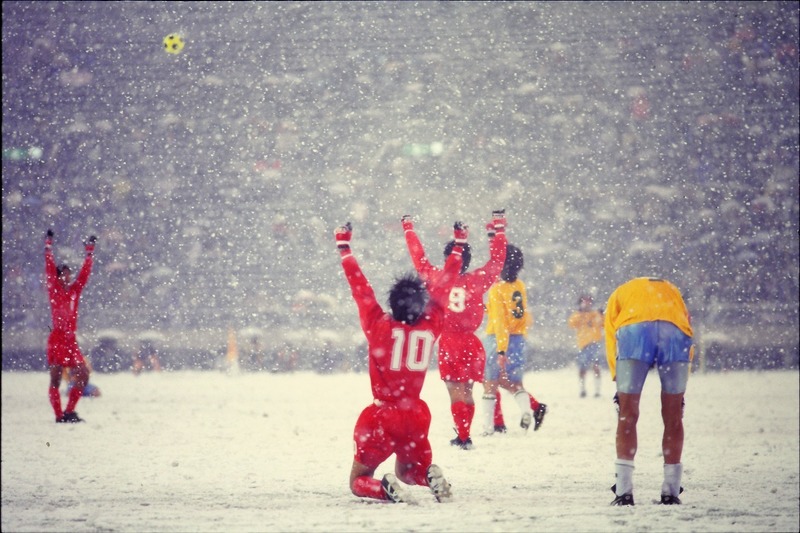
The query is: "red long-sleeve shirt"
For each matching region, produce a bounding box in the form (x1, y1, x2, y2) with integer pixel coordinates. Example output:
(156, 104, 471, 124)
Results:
(404, 229, 506, 333)
(341, 248, 462, 403)
(45, 246, 93, 333)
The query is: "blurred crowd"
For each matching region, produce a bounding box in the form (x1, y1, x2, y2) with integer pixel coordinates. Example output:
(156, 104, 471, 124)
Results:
(2, 2, 798, 367)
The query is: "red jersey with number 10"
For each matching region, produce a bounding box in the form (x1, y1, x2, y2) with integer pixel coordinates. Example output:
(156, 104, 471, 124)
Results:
(341, 251, 461, 403)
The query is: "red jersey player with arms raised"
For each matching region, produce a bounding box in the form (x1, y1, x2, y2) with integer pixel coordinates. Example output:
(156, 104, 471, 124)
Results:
(336, 220, 465, 503)
(402, 210, 507, 450)
(44, 229, 96, 423)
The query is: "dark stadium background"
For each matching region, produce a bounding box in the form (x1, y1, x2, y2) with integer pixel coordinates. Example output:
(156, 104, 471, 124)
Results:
(2, 1, 798, 372)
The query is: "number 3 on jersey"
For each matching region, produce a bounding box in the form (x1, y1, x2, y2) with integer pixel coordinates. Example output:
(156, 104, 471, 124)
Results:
(391, 328, 435, 371)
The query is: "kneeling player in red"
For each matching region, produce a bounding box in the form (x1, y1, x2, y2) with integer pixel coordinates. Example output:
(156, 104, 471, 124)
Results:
(336, 221, 463, 503)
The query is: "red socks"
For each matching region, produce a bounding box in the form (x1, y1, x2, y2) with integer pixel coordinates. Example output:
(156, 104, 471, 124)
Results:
(65, 385, 83, 413)
(352, 476, 389, 500)
(451, 401, 474, 440)
(494, 391, 505, 427)
(529, 393, 540, 411)
(49, 386, 63, 420)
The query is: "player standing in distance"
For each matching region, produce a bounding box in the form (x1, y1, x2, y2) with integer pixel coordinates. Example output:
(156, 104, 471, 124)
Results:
(337, 220, 464, 503)
(44, 229, 96, 423)
(568, 294, 604, 398)
(605, 277, 694, 506)
(481, 243, 547, 435)
(402, 210, 507, 450)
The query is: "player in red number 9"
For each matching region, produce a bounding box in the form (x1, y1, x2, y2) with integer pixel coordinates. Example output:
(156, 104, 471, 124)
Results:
(402, 211, 507, 449)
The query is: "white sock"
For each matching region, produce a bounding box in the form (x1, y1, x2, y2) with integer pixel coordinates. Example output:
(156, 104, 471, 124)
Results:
(481, 394, 495, 434)
(614, 459, 635, 496)
(662, 463, 683, 496)
(513, 390, 533, 418)
(594, 375, 601, 395)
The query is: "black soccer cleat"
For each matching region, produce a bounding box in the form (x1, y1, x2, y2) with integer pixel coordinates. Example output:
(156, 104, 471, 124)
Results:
(611, 493, 635, 506)
(58, 411, 85, 423)
(449, 436, 473, 450)
(533, 404, 548, 431)
(660, 486, 684, 505)
(610, 484, 634, 506)
(493, 424, 507, 433)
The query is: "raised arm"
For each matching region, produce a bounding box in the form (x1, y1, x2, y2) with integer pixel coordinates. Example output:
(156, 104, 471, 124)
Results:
(44, 229, 57, 290)
(474, 210, 508, 288)
(73, 235, 96, 292)
(335, 222, 383, 330)
(401, 215, 437, 282)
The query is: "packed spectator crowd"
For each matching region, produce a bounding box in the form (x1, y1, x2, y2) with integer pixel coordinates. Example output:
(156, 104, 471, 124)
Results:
(2, 2, 798, 370)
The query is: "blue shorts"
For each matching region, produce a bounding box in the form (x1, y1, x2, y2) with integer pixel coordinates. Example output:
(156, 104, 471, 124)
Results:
(577, 341, 603, 370)
(66, 381, 100, 397)
(615, 321, 693, 394)
(484, 334, 526, 383)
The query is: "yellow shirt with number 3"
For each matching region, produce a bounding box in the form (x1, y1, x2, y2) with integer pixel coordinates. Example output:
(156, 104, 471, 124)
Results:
(485, 279, 532, 353)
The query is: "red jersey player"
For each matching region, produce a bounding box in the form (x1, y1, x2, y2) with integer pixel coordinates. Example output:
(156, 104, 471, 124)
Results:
(44, 229, 96, 423)
(402, 210, 507, 449)
(337, 220, 465, 503)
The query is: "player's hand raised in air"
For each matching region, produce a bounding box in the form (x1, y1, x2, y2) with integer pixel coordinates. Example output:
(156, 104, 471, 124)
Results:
(492, 209, 506, 233)
(84, 235, 97, 255)
(335, 222, 353, 255)
(453, 221, 468, 244)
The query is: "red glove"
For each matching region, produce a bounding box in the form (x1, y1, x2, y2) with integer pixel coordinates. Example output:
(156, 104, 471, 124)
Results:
(401, 215, 414, 232)
(84, 235, 97, 256)
(45, 229, 54, 249)
(486, 222, 496, 239)
(492, 209, 506, 233)
(453, 221, 468, 245)
(334, 222, 353, 256)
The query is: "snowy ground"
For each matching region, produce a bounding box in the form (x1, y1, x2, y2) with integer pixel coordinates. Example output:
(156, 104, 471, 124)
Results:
(1, 367, 798, 533)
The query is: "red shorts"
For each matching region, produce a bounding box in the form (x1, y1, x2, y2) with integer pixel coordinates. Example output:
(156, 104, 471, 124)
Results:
(437, 332, 485, 384)
(47, 330, 85, 367)
(353, 398, 432, 470)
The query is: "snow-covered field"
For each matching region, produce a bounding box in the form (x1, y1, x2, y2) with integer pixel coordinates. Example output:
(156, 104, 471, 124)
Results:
(2, 367, 798, 533)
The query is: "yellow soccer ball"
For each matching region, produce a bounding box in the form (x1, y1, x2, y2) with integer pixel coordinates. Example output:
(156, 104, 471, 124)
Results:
(163, 34, 185, 55)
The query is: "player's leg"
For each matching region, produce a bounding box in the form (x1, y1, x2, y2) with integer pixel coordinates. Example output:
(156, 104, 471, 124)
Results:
(48, 364, 64, 421)
(350, 405, 395, 501)
(48, 331, 69, 422)
(493, 390, 505, 431)
(481, 335, 504, 435)
(64, 344, 87, 418)
(593, 362, 602, 397)
(661, 391, 685, 461)
(656, 323, 692, 503)
(612, 358, 650, 503)
(446, 381, 475, 445)
(577, 347, 589, 397)
(397, 399, 451, 501)
(395, 399, 432, 483)
(501, 336, 542, 430)
(589, 342, 603, 397)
